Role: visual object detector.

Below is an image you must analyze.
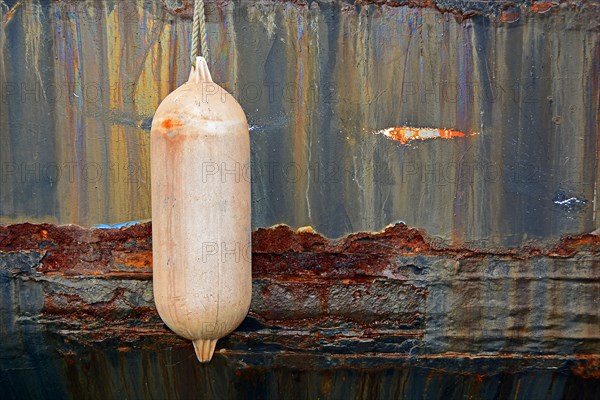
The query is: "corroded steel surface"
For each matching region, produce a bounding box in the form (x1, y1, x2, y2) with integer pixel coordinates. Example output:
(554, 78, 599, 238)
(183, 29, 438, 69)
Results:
(1, 224, 599, 342)
(1, 0, 598, 246)
(0, 222, 599, 397)
(161, 0, 599, 21)
(1, 1, 599, 396)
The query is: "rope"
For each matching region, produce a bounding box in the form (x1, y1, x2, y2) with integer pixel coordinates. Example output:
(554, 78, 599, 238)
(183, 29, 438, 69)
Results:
(191, 0, 208, 67)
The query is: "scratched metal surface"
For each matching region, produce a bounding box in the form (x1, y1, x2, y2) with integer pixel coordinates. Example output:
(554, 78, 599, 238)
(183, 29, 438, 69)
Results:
(1, 0, 599, 246)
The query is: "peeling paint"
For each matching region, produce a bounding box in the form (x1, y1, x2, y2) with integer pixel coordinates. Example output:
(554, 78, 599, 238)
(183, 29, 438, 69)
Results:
(93, 221, 143, 229)
(531, 1, 560, 14)
(375, 126, 477, 145)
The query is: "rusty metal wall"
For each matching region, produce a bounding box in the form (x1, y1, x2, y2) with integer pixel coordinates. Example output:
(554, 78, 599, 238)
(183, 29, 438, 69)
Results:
(1, 2, 599, 397)
(1, 0, 598, 246)
(0, 222, 599, 399)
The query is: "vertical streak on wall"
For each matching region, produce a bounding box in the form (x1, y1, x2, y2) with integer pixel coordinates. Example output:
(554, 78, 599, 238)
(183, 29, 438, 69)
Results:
(287, 4, 310, 226)
(120, 1, 141, 222)
(104, 3, 124, 224)
(77, 2, 109, 224)
(470, 17, 497, 246)
(336, 6, 373, 234)
(580, 20, 600, 234)
(243, 2, 284, 228)
(100, 1, 171, 224)
(209, 2, 238, 99)
(0, 2, 52, 221)
(89, 3, 109, 221)
(594, 42, 600, 230)
(450, 22, 466, 245)
(52, 3, 82, 223)
(357, 7, 375, 233)
(1, 2, 13, 217)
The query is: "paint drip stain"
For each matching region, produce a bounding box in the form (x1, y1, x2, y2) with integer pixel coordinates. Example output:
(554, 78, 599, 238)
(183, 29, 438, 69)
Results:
(375, 127, 478, 145)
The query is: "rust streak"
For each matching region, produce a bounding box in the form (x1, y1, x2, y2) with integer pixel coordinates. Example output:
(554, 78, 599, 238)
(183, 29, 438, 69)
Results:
(2, 1, 22, 29)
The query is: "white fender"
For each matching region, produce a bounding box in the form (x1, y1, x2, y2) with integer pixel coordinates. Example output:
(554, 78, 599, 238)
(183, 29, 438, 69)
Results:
(151, 57, 251, 362)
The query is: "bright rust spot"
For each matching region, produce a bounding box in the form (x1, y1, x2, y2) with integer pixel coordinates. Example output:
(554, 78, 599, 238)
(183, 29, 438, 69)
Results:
(2, 1, 21, 28)
(571, 355, 600, 379)
(160, 118, 184, 130)
(112, 251, 152, 269)
(117, 347, 132, 352)
(499, 9, 520, 23)
(376, 127, 474, 145)
(531, 2, 559, 13)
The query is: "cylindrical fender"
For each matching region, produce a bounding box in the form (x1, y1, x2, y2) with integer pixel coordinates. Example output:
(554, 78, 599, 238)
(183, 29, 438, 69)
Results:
(151, 56, 251, 362)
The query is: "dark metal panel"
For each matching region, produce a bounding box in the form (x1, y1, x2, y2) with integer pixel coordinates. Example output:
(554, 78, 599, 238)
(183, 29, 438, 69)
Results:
(0, 1, 598, 246)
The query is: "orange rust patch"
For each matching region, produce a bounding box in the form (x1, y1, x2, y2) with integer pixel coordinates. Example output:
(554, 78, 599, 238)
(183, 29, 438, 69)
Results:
(572, 355, 600, 379)
(499, 9, 520, 23)
(2, 1, 21, 28)
(531, 2, 558, 13)
(1, 222, 598, 277)
(160, 118, 184, 130)
(376, 126, 475, 145)
(117, 347, 132, 352)
(112, 251, 152, 269)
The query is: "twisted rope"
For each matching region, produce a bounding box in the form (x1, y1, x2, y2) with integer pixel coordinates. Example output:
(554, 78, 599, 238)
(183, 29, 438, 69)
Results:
(191, 0, 208, 67)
